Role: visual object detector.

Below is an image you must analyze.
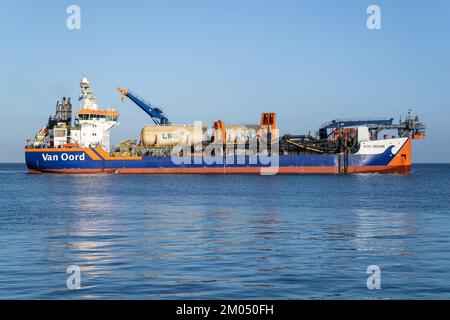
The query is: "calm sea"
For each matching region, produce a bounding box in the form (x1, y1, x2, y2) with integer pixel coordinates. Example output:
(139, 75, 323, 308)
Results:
(0, 163, 449, 299)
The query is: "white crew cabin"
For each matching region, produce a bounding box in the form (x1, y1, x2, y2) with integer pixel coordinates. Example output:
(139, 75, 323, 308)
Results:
(68, 77, 119, 151)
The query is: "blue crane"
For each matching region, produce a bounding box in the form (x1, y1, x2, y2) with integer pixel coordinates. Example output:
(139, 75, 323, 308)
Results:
(116, 86, 170, 125)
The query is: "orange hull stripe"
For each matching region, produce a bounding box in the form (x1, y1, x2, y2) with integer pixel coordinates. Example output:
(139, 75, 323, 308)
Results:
(29, 165, 411, 174)
(84, 149, 102, 161)
(115, 165, 410, 174)
(25, 148, 86, 152)
(28, 168, 115, 174)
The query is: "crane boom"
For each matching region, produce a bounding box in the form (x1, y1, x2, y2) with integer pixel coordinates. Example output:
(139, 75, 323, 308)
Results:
(320, 118, 394, 130)
(116, 86, 170, 125)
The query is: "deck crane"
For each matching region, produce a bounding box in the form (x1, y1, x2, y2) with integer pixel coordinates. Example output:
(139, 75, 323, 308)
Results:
(116, 86, 170, 125)
(318, 118, 393, 140)
(319, 118, 394, 130)
(318, 111, 426, 140)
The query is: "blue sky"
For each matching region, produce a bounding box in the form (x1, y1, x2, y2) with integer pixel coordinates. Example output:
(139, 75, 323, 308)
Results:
(0, 0, 449, 162)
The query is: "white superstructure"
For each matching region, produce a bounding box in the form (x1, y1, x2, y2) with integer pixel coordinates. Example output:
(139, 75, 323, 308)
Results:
(356, 137, 408, 155)
(351, 126, 407, 156)
(69, 77, 119, 151)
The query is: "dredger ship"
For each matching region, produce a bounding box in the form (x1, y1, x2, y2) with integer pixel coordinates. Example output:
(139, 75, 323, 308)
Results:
(25, 77, 426, 174)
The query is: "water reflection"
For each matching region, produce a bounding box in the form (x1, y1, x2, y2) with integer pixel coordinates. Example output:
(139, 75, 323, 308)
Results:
(353, 208, 418, 257)
(1, 164, 449, 299)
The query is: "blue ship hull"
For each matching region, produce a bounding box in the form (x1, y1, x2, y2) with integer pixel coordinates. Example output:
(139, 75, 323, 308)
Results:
(25, 140, 412, 174)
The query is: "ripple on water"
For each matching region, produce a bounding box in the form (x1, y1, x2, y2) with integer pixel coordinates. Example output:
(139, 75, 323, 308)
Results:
(0, 164, 450, 299)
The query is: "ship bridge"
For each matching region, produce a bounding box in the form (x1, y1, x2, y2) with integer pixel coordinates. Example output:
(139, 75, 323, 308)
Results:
(77, 109, 119, 121)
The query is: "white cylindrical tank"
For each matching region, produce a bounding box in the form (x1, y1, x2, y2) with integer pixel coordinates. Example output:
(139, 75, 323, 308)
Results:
(141, 125, 208, 146)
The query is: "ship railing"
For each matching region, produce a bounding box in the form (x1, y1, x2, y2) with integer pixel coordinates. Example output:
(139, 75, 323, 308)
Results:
(320, 117, 394, 129)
